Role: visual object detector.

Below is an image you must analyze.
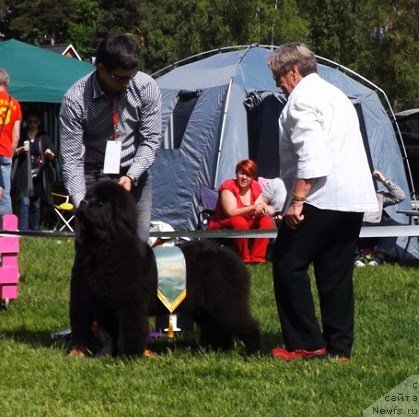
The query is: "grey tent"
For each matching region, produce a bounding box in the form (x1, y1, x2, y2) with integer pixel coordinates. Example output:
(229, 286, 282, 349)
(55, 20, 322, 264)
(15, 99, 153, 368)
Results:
(151, 45, 417, 258)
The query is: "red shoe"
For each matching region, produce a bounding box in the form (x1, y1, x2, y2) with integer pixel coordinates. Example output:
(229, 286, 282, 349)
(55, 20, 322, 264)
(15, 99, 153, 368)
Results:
(271, 347, 327, 361)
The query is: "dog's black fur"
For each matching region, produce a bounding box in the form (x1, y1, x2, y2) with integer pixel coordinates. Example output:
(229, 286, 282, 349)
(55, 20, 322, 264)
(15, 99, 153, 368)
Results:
(75, 180, 261, 357)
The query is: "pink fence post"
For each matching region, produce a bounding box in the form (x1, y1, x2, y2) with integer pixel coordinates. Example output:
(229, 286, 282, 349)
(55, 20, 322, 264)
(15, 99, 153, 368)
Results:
(0, 214, 20, 305)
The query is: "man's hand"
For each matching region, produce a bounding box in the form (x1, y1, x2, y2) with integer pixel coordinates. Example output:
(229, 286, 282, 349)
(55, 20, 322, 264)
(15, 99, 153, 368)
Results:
(118, 175, 134, 192)
(0, 187, 4, 201)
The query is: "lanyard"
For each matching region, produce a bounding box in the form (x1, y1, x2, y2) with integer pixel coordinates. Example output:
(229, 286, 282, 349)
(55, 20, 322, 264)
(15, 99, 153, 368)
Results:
(112, 97, 119, 140)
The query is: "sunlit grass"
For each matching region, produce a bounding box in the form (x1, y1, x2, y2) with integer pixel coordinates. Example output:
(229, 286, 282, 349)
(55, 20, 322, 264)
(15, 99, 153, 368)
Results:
(0, 237, 418, 417)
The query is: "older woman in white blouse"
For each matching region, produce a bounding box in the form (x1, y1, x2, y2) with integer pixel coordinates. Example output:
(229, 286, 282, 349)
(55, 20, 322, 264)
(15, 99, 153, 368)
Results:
(268, 42, 377, 362)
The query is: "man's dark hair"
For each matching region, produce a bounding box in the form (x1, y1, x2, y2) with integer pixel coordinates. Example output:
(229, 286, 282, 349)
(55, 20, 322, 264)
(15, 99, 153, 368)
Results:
(95, 34, 139, 71)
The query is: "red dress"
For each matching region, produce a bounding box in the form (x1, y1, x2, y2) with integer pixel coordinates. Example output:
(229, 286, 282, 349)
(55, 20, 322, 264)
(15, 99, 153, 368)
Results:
(208, 178, 274, 263)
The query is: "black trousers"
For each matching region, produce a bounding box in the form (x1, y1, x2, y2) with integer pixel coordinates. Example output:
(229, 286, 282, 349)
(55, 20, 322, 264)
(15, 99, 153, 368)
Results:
(272, 204, 363, 357)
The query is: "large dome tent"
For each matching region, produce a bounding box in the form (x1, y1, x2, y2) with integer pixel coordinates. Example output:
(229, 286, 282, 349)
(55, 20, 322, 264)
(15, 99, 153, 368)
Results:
(151, 45, 417, 258)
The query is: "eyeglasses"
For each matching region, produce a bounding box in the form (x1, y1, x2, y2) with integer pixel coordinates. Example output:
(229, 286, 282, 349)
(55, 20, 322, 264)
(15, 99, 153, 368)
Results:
(105, 68, 137, 83)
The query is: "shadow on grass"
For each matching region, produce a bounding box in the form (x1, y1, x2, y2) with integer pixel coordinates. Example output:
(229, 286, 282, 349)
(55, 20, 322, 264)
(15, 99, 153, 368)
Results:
(148, 330, 282, 356)
(398, 261, 419, 269)
(1, 325, 282, 358)
(1, 327, 67, 350)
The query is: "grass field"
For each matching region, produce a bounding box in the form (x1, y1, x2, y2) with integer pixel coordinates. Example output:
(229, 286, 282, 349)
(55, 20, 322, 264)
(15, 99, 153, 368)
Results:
(0, 237, 418, 417)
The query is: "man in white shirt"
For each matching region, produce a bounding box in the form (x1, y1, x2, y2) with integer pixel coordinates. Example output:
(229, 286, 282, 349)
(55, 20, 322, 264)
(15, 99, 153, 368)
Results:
(268, 43, 377, 361)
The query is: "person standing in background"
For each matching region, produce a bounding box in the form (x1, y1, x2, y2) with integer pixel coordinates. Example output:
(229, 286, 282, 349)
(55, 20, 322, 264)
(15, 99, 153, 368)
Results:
(13, 109, 56, 230)
(268, 43, 377, 361)
(0, 69, 21, 215)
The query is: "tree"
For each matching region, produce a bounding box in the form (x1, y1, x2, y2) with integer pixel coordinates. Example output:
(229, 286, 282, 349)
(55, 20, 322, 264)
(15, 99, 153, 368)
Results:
(67, 0, 102, 60)
(295, 0, 364, 64)
(137, 0, 309, 73)
(356, 0, 419, 110)
(263, 0, 310, 45)
(137, 0, 225, 72)
(94, 0, 144, 44)
(0, 0, 14, 39)
(296, 0, 418, 110)
(0, 0, 6, 22)
(8, 0, 75, 45)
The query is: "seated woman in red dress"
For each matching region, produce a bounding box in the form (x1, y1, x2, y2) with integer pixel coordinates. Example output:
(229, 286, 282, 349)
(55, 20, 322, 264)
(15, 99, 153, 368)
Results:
(208, 159, 274, 264)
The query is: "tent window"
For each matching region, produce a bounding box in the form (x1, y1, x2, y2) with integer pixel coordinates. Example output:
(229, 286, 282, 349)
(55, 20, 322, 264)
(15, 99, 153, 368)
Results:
(163, 90, 201, 149)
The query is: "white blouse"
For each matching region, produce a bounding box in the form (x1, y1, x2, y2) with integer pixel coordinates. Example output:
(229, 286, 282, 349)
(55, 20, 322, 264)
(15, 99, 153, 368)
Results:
(279, 73, 378, 213)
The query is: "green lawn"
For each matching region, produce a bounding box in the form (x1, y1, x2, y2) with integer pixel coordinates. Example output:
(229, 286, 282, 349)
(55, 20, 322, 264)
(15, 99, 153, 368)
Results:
(0, 237, 418, 417)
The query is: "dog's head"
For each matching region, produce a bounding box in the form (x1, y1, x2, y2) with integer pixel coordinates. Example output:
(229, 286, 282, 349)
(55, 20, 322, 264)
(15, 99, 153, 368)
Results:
(75, 180, 138, 244)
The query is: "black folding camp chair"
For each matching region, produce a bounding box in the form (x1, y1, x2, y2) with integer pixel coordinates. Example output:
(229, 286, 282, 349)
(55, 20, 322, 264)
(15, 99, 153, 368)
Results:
(198, 185, 218, 230)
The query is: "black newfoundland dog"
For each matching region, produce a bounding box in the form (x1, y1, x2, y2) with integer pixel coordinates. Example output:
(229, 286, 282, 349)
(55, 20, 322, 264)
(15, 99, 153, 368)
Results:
(75, 180, 261, 357)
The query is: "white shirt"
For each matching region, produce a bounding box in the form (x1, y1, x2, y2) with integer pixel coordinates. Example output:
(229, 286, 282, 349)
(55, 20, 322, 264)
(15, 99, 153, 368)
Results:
(262, 178, 287, 212)
(279, 73, 377, 212)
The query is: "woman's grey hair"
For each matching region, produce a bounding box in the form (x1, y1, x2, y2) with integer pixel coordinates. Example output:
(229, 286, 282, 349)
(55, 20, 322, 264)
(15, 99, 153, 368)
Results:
(268, 42, 317, 78)
(0, 69, 9, 87)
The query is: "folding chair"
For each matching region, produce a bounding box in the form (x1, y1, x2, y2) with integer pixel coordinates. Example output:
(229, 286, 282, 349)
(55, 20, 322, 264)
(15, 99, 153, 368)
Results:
(198, 185, 218, 230)
(197, 185, 236, 250)
(51, 192, 75, 232)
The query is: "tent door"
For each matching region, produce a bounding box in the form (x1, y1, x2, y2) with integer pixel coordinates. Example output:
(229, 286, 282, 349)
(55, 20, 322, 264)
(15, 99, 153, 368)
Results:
(246, 93, 285, 179)
(163, 90, 201, 149)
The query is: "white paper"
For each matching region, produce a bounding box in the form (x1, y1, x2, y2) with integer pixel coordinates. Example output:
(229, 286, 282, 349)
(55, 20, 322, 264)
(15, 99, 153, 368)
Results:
(103, 140, 121, 174)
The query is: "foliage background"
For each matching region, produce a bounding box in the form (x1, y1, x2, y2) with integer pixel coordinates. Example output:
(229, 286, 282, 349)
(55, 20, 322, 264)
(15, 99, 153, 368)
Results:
(0, 0, 417, 110)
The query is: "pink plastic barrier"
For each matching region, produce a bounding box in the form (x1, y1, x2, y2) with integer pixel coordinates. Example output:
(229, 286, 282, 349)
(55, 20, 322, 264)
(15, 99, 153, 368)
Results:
(0, 214, 20, 303)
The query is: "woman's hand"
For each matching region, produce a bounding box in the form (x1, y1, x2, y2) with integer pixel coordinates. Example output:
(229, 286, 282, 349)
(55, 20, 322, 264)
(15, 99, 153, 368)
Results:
(44, 148, 55, 160)
(15, 146, 27, 156)
(284, 201, 304, 229)
(253, 201, 268, 216)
